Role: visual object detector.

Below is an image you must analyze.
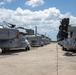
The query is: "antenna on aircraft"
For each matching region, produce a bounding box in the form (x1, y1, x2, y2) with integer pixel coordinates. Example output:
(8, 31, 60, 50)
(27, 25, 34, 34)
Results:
(3, 21, 16, 28)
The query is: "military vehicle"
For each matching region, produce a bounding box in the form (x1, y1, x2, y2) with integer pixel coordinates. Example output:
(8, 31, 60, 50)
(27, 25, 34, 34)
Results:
(0, 22, 30, 53)
(57, 18, 76, 51)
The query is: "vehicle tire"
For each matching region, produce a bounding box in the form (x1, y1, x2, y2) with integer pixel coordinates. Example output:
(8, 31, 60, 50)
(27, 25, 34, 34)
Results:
(25, 47, 28, 51)
(26, 46, 30, 51)
(62, 47, 64, 50)
(27, 46, 30, 50)
(2, 48, 9, 53)
(41, 45, 43, 46)
(62, 47, 67, 51)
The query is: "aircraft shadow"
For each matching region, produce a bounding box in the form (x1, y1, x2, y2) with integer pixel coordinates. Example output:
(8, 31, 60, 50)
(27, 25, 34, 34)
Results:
(64, 52, 76, 56)
(0, 49, 29, 55)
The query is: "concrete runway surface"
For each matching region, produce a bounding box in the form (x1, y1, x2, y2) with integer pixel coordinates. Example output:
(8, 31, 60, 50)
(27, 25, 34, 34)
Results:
(0, 43, 76, 75)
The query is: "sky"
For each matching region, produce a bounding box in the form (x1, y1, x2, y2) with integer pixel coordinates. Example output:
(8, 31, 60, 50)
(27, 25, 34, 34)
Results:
(0, 0, 76, 41)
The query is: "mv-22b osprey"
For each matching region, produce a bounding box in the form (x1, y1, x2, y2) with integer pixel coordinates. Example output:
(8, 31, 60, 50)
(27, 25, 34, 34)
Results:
(0, 21, 30, 53)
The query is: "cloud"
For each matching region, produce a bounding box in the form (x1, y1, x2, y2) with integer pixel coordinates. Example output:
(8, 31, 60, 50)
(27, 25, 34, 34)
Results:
(6, 0, 14, 3)
(25, 0, 45, 7)
(0, 0, 14, 7)
(0, 2, 4, 6)
(0, 7, 76, 40)
(0, 7, 75, 29)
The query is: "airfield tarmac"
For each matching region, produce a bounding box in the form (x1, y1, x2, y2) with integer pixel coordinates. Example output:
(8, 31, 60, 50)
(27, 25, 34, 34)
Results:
(0, 43, 76, 75)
